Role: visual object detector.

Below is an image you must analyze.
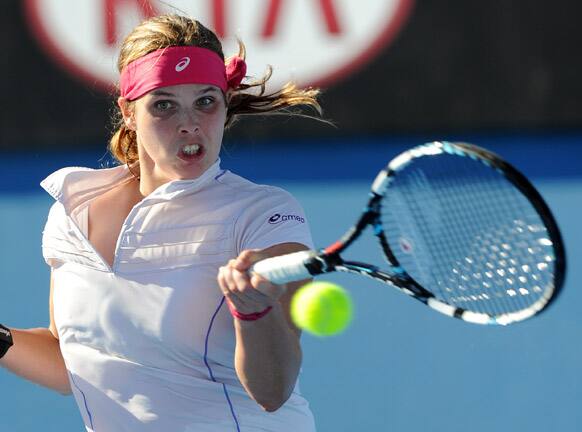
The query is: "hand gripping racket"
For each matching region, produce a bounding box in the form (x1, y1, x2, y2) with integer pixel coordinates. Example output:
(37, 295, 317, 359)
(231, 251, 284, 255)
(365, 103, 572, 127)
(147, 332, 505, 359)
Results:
(252, 142, 566, 325)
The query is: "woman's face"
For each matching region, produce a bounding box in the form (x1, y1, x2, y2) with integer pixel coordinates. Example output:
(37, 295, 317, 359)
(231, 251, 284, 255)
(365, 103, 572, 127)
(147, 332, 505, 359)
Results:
(121, 83, 227, 185)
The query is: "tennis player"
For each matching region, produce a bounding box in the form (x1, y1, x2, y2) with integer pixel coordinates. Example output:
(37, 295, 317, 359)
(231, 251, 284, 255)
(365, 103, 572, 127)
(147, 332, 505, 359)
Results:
(0, 14, 321, 431)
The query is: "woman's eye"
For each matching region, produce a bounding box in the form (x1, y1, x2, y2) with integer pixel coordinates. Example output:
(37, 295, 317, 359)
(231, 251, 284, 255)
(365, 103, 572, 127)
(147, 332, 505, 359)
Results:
(197, 96, 214, 107)
(154, 100, 173, 111)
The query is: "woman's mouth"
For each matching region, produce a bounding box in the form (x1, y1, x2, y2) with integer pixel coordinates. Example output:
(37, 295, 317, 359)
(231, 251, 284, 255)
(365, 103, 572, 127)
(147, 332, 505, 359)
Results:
(183, 144, 201, 156)
(178, 143, 205, 162)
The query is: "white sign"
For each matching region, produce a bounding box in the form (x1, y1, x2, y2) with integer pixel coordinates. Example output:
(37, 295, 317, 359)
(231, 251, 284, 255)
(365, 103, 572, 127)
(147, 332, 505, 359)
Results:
(24, 0, 413, 90)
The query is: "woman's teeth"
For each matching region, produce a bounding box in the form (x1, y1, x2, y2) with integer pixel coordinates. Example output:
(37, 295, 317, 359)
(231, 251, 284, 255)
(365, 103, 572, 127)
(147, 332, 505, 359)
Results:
(183, 144, 200, 155)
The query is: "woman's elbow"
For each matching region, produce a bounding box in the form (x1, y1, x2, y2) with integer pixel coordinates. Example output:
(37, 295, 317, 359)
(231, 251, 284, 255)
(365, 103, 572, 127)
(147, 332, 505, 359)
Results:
(256, 389, 292, 412)
(58, 387, 73, 396)
(54, 382, 73, 396)
(259, 400, 285, 413)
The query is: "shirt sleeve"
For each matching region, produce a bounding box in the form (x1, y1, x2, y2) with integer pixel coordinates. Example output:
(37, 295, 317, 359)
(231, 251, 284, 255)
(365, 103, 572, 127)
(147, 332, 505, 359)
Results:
(42, 201, 100, 270)
(235, 186, 314, 254)
(42, 201, 66, 269)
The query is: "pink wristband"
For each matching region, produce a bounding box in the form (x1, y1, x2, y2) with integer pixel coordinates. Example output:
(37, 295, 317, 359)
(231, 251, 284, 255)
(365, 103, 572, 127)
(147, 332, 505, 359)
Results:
(226, 299, 273, 321)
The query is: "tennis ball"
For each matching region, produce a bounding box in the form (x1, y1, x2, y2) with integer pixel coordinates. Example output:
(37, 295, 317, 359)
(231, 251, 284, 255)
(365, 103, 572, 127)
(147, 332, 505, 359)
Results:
(291, 281, 353, 336)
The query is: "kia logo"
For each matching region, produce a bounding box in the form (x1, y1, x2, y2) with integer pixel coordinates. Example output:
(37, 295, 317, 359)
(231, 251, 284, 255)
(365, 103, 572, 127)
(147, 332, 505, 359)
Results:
(24, 0, 413, 91)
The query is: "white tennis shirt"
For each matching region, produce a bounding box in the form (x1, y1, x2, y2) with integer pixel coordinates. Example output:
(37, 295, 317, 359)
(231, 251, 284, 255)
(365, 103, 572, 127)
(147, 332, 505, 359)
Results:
(40, 160, 317, 432)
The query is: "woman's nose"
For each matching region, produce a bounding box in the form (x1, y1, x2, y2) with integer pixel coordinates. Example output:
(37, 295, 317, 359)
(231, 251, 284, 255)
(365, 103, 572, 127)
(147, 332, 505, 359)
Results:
(179, 111, 200, 134)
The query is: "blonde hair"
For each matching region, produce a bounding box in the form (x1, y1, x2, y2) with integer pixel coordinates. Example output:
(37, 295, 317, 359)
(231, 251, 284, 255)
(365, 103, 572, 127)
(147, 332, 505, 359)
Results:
(109, 14, 323, 166)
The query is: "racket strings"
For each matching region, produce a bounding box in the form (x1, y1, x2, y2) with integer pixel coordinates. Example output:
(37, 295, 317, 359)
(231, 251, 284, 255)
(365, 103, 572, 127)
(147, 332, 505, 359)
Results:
(430, 167, 533, 315)
(434, 171, 540, 315)
(381, 154, 556, 316)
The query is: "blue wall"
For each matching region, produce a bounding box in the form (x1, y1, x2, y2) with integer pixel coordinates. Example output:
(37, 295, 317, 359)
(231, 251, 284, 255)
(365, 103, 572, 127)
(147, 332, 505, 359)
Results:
(0, 136, 580, 431)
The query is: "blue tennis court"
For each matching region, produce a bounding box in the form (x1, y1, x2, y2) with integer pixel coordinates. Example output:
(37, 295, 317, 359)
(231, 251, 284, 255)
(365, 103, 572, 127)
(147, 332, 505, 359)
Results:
(0, 135, 580, 431)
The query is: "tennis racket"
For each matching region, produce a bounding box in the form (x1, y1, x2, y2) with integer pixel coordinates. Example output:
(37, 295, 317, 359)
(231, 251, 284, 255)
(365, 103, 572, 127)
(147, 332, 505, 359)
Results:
(252, 141, 566, 325)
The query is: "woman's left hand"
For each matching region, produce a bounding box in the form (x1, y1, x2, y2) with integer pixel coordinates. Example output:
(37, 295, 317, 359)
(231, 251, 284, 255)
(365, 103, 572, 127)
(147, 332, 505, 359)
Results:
(217, 249, 286, 315)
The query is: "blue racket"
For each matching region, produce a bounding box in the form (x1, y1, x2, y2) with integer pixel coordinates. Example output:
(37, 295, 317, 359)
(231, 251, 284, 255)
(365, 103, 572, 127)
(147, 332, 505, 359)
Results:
(252, 142, 566, 325)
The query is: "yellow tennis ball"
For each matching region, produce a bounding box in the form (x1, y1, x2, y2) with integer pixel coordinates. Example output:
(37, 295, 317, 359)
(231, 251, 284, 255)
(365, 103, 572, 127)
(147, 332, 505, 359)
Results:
(291, 281, 353, 336)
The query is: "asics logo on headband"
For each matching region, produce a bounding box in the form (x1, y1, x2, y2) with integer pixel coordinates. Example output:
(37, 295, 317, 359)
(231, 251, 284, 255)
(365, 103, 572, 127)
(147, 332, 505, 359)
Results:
(175, 57, 191, 72)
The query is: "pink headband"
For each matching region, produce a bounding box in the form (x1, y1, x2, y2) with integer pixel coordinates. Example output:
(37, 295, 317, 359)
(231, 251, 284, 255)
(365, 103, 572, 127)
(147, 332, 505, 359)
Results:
(119, 46, 247, 101)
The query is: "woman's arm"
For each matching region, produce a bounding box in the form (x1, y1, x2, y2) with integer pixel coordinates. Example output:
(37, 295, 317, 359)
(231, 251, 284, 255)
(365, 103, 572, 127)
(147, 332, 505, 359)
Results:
(0, 274, 71, 395)
(218, 243, 309, 412)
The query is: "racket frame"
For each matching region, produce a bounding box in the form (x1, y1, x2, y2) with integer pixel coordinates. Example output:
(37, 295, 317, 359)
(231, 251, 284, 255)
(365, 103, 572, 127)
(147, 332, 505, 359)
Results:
(253, 141, 566, 325)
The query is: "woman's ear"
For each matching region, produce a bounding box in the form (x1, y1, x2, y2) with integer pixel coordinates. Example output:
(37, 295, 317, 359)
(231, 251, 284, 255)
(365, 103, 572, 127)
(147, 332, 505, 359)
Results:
(118, 97, 136, 130)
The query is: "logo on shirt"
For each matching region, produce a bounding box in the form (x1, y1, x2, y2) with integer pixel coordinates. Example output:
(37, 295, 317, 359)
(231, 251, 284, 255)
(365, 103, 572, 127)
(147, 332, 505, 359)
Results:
(175, 57, 191, 72)
(268, 213, 305, 224)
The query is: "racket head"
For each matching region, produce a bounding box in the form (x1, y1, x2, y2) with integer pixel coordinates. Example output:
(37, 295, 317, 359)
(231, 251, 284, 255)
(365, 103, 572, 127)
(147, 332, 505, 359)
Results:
(372, 141, 566, 325)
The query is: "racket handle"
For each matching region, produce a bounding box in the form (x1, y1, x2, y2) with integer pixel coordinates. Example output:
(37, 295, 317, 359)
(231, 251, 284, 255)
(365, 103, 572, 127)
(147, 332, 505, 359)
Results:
(251, 250, 316, 284)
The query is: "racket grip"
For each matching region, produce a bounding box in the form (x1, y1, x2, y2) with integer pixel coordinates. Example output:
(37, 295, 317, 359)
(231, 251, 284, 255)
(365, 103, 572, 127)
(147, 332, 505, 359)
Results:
(251, 250, 316, 284)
